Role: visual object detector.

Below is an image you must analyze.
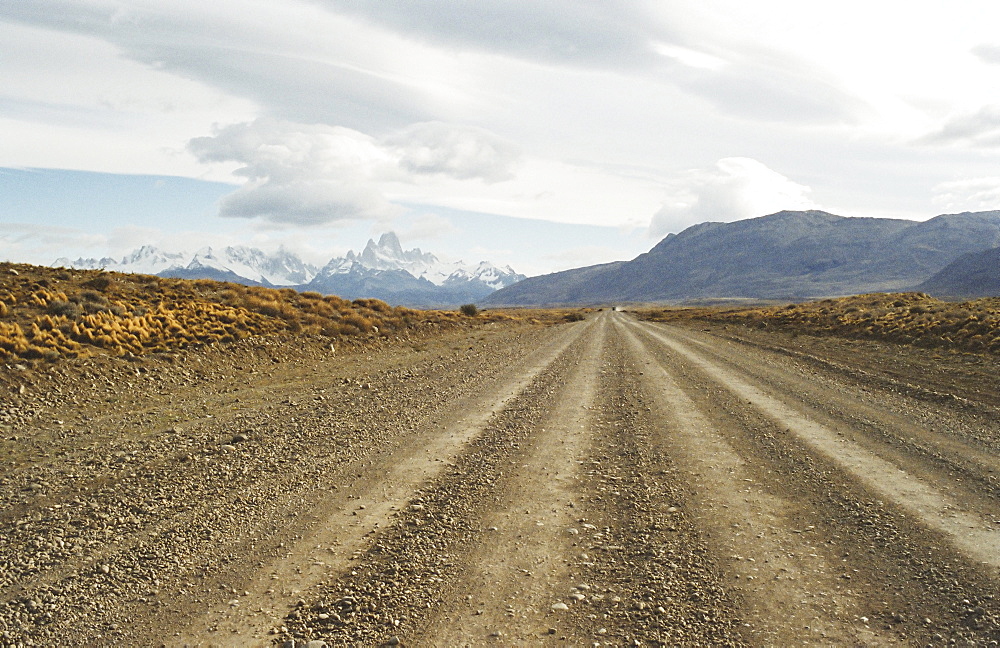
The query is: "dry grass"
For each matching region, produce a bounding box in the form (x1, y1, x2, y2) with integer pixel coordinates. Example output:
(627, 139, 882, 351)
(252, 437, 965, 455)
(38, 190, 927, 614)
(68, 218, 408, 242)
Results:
(0, 263, 535, 363)
(639, 292, 1000, 355)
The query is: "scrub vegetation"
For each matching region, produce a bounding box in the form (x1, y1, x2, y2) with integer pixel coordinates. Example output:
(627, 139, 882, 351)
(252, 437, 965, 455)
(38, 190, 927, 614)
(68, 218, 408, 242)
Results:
(0, 262, 528, 362)
(640, 292, 1000, 355)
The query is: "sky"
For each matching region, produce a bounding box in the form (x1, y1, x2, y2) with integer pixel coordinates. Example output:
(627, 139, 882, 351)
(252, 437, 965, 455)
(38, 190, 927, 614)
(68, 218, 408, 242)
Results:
(3, 1, 1000, 277)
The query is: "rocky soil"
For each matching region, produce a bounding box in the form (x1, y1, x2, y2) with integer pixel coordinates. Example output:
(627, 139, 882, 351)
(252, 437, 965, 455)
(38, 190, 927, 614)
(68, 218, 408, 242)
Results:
(2, 312, 999, 646)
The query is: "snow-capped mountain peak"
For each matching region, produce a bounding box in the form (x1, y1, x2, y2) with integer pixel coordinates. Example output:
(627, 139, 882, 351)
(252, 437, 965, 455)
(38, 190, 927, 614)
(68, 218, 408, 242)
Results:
(357, 232, 440, 273)
(54, 246, 186, 276)
(55, 245, 319, 287)
(315, 232, 524, 290)
(52, 232, 526, 306)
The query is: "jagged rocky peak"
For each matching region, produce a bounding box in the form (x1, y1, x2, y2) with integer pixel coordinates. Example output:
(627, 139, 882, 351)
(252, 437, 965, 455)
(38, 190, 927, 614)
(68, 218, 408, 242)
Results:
(358, 231, 438, 270)
(50, 232, 526, 305)
(377, 232, 404, 255)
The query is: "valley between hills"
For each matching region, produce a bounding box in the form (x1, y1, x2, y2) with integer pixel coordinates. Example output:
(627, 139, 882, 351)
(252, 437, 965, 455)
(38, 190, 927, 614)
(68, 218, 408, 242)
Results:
(2, 264, 1000, 645)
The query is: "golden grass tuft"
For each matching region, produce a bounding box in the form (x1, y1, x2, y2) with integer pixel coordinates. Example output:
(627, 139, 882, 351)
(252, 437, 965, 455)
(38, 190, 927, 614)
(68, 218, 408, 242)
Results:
(0, 263, 555, 363)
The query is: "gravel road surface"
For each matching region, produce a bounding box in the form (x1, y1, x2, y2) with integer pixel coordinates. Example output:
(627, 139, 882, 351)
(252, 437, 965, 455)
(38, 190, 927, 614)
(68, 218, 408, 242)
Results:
(2, 311, 999, 646)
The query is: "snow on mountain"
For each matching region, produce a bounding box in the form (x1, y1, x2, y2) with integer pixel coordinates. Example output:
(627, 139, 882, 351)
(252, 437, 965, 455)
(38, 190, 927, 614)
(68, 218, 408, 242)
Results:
(52, 233, 525, 305)
(444, 261, 524, 290)
(54, 246, 318, 286)
(315, 232, 525, 289)
(183, 246, 317, 286)
(54, 246, 187, 276)
(120, 246, 189, 275)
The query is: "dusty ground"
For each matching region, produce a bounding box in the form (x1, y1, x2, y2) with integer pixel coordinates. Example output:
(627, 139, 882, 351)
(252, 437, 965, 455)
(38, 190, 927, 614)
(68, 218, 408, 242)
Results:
(2, 311, 1000, 646)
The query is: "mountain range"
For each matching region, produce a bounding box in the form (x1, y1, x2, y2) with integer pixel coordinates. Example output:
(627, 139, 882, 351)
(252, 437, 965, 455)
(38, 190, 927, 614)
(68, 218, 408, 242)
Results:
(484, 210, 1000, 305)
(53, 211, 1000, 308)
(54, 233, 526, 307)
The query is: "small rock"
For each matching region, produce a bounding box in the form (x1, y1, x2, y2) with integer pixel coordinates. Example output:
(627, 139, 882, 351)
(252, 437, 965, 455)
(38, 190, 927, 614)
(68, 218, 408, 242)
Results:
(305, 641, 328, 648)
(387, 637, 400, 646)
(551, 602, 569, 611)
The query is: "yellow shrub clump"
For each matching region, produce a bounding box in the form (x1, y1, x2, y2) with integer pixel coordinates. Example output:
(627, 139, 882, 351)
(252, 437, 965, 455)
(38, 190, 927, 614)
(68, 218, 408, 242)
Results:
(0, 265, 539, 362)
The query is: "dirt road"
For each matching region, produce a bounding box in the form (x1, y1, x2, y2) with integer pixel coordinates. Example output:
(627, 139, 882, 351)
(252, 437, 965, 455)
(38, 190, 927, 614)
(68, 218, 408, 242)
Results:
(2, 311, 999, 646)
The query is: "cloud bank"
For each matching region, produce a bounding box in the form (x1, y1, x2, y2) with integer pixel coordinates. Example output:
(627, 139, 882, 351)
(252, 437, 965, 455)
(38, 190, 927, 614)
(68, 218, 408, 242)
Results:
(650, 158, 817, 236)
(921, 105, 1000, 149)
(383, 121, 521, 182)
(188, 118, 523, 225)
(933, 177, 1000, 213)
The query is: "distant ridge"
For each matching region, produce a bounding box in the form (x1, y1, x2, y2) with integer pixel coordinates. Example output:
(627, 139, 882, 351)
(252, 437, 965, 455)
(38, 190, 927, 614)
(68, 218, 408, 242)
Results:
(54, 233, 526, 307)
(918, 246, 1000, 298)
(55, 245, 316, 287)
(484, 210, 1000, 305)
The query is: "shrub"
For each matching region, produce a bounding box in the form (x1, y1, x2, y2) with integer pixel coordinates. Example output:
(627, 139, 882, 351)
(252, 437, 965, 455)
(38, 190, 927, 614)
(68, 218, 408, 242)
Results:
(459, 303, 479, 317)
(48, 300, 82, 318)
(84, 275, 113, 290)
(340, 312, 375, 333)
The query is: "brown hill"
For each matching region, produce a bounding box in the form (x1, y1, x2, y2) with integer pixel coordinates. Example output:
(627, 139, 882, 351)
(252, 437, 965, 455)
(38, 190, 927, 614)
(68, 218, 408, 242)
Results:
(918, 246, 1000, 298)
(0, 262, 526, 364)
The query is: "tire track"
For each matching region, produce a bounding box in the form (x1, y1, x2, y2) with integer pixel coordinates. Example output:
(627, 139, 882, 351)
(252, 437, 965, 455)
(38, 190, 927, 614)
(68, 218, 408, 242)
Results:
(660, 324, 1000, 498)
(276, 319, 603, 646)
(172, 320, 594, 646)
(0, 324, 586, 646)
(571, 319, 749, 646)
(628, 318, 1000, 571)
(417, 314, 609, 645)
(616, 318, 892, 646)
(623, 315, 1000, 645)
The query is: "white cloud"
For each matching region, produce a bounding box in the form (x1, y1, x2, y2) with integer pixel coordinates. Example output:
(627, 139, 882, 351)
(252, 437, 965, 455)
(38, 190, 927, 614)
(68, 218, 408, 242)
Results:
(650, 158, 817, 236)
(188, 119, 400, 225)
(932, 177, 1000, 213)
(188, 118, 528, 225)
(972, 44, 1000, 65)
(315, 0, 667, 69)
(1, 222, 110, 265)
(919, 105, 1000, 149)
(0, 20, 258, 176)
(382, 121, 521, 182)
